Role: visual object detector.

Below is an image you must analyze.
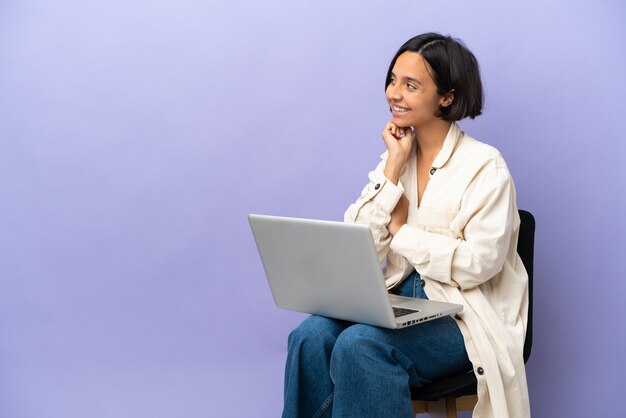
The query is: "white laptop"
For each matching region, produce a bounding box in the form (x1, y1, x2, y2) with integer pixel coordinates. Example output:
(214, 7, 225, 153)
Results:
(248, 214, 462, 329)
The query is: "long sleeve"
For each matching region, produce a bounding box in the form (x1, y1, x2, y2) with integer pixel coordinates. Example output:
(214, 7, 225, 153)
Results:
(343, 157, 405, 265)
(389, 165, 516, 290)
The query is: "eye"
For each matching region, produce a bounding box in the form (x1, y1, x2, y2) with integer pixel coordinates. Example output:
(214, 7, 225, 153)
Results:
(406, 83, 417, 91)
(389, 76, 396, 85)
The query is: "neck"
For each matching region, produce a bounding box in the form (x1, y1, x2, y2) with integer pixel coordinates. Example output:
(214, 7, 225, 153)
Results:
(414, 119, 452, 159)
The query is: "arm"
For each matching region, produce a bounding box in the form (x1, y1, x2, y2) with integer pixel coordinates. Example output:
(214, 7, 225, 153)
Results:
(389, 166, 517, 290)
(344, 159, 405, 264)
(344, 122, 414, 264)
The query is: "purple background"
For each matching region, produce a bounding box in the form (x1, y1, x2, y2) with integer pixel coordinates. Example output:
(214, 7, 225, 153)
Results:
(1, 1, 625, 417)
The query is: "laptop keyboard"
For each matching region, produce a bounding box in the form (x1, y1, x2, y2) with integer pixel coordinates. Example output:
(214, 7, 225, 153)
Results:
(392, 307, 420, 318)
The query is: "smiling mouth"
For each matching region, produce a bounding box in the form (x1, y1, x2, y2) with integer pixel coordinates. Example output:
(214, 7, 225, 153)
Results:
(391, 105, 410, 113)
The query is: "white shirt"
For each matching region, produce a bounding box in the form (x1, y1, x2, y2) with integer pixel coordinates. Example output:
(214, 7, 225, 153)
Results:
(344, 122, 531, 418)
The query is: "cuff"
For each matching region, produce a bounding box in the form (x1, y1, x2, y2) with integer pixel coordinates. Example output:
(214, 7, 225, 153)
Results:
(370, 174, 405, 213)
(389, 223, 414, 256)
(389, 224, 457, 284)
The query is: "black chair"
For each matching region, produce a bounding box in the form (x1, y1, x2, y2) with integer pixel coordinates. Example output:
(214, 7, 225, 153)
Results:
(411, 209, 535, 417)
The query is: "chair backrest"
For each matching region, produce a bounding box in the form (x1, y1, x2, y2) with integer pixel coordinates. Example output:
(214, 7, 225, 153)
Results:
(517, 210, 535, 363)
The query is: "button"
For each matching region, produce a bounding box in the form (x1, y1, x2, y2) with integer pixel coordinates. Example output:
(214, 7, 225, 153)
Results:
(454, 314, 462, 321)
(477, 367, 484, 375)
(420, 279, 426, 287)
(374, 183, 381, 190)
(429, 168, 436, 175)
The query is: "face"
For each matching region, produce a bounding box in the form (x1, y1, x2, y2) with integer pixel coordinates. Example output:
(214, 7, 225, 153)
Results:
(386, 51, 452, 128)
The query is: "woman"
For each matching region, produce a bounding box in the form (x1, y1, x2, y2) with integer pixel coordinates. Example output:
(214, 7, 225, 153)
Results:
(283, 33, 530, 418)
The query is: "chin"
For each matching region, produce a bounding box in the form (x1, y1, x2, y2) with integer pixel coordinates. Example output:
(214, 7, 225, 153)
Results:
(391, 117, 412, 129)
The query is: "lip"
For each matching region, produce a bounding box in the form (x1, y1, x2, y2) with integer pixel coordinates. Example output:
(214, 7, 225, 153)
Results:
(390, 104, 411, 117)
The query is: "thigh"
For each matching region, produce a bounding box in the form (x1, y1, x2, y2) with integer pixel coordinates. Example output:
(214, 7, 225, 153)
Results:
(388, 271, 470, 378)
(342, 318, 470, 386)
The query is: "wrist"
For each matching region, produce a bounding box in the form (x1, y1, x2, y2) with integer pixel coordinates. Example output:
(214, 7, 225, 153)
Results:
(388, 221, 403, 236)
(384, 162, 403, 185)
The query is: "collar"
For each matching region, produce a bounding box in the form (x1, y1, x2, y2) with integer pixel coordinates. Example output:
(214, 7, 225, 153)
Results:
(431, 122, 462, 169)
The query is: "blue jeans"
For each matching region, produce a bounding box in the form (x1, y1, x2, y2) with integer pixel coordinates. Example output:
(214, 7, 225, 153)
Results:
(282, 271, 472, 418)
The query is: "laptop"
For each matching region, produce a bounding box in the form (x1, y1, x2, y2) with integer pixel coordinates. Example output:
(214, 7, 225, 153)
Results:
(248, 214, 462, 329)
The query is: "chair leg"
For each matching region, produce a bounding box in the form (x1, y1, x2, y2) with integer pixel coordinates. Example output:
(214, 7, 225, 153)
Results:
(445, 398, 457, 418)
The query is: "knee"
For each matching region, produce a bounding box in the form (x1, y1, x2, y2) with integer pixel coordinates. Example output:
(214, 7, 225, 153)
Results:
(329, 325, 413, 380)
(287, 316, 343, 356)
(330, 325, 384, 367)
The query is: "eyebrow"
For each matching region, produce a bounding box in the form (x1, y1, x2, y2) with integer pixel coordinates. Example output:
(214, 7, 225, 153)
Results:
(390, 71, 422, 85)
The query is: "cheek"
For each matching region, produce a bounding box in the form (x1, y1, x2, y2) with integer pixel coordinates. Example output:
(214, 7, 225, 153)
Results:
(411, 96, 437, 113)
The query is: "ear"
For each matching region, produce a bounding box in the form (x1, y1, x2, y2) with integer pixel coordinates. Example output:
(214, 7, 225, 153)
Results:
(440, 89, 455, 108)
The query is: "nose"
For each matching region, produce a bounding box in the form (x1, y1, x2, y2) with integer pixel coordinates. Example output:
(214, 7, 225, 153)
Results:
(386, 82, 401, 102)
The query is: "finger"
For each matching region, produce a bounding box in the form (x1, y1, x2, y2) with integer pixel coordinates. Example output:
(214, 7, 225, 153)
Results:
(382, 123, 394, 140)
(382, 129, 399, 148)
(382, 125, 394, 138)
(403, 128, 415, 142)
